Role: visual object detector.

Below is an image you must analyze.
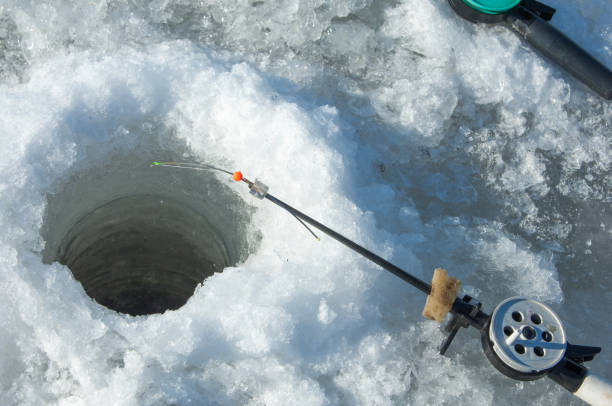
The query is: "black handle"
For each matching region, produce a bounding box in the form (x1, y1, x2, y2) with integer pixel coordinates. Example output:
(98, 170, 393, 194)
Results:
(505, 6, 612, 99)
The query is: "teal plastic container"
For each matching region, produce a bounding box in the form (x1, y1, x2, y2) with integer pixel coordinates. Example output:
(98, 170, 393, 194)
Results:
(462, 0, 521, 14)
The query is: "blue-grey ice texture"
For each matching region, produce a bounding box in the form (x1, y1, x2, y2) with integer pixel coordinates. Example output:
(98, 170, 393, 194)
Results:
(0, 0, 610, 405)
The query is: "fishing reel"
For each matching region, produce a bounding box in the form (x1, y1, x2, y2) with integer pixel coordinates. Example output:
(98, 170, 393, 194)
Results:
(440, 295, 608, 404)
(481, 297, 569, 380)
(447, 0, 612, 99)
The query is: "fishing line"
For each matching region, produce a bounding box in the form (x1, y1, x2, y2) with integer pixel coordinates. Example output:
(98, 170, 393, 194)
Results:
(153, 162, 321, 242)
(152, 161, 234, 176)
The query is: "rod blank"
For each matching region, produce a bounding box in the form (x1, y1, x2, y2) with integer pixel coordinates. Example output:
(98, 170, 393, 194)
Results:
(264, 193, 432, 295)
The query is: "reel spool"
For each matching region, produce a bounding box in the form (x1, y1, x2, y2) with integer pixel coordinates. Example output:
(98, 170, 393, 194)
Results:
(447, 0, 520, 23)
(481, 297, 567, 380)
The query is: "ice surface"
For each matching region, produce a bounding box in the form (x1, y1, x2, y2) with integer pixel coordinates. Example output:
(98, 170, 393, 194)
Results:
(0, 0, 610, 405)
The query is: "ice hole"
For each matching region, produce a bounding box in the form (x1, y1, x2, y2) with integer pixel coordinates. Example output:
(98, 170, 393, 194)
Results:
(41, 149, 253, 316)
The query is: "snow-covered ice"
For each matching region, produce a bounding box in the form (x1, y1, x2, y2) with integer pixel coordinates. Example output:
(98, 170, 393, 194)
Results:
(0, 1, 610, 405)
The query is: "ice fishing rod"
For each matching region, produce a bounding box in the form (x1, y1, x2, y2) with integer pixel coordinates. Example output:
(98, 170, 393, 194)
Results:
(154, 161, 612, 405)
(447, 0, 612, 99)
